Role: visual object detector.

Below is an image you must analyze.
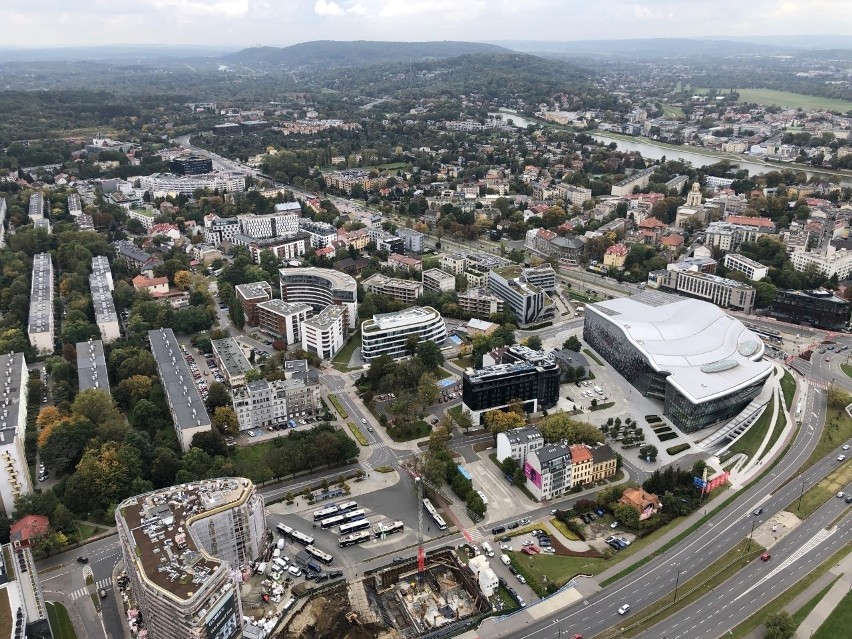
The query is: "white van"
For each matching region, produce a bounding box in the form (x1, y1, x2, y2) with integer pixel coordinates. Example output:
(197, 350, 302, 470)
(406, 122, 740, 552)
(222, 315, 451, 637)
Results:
(277, 538, 286, 550)
(476, 490, 489, 505)
(256, 562, 267, 575)
(593, 385, 603, 395)
(274, 557, 288, 570)
(288, 565, 302, 577)
(273, 548, 281, 559)
(482, 542, 494, 558)
(500, 554, 511, 566)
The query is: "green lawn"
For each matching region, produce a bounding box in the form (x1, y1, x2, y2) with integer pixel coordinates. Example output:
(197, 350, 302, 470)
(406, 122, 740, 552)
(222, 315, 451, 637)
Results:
(328, 395, 348, 419)
(728, 397, 775, 461)
(332, 332, 361, 372)
(842, 363, 852, 379)
(347, 422, 368, 446)
(790, 460, 852, 518)
(76, 522, 99, 540)
(661, 104, 685, 119)
(452, 357, 472, 369)
(780, 370, 796, 410)
(386, 420, 431, 442)
(791, 578, 839, 628)
(759, 410, 787, 462)
(813, 589, 852, 639)
(802, 395, 852, 471)
(733, 88, 852, 113)
(583, 349, 604, 366)
(46, 602, 77, 639)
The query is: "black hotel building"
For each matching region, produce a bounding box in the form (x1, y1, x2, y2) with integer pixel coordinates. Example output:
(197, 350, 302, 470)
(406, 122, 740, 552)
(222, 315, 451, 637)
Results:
(170, 155, 214, 175)
(770, 289, 850, 331)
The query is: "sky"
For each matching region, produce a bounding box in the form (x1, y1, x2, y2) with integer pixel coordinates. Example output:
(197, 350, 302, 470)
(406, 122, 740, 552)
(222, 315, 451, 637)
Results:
(3, 0, 851, 49)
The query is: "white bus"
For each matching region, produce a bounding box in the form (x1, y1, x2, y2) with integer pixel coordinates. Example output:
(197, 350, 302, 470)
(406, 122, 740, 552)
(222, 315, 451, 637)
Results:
(423, 498, 448, 531)
(276, 523, 292, 537)
(336, 501, 358, 514)
(320, 515, 346, 530)
(305, 544, 334, 565)
(290, 529, 315, 546)
(339, 530, 371, 547)
(373, 520, 404, 538)
(338, 519, 371, 535)
(343, 509, 366, 522)
(313, 505, 339, 522)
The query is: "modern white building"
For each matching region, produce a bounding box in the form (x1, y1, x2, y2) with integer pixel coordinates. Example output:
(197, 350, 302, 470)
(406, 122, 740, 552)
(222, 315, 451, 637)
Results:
(395, 227, 425, 253)
(256, 299, 311, 344)
(521, 264, 556, 292)
(211, 337, 253, 387)
(298, 219, 337, 247)
(723, 254, 769, 282)
(237, 212, 299, 239)
(138, 172, 247, 195)
(524, 443, 572, 501)
(362, 273, 423, 303)
(360, 306, 447, 361)
(790, 246, 852, 281)
(232, 376, 321, 431)
(0, 352, 33, 517)
(203, 215, 241, 245)
(422, 268, 456, 293)
(495, 426, 544, 465)
(301, 305, 346, 360)
(149, 328, 212, 452)
(27, 253, 54, 354)
(128, 207, 157, 230)
(488, 265, 554, 327)
(279, 267, 358, 330)
(90, 256, 120, 343)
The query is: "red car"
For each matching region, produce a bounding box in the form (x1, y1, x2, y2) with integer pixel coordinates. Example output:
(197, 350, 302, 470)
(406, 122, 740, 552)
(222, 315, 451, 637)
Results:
(760, 552, 771, 562)
(571, 634, 583, 639)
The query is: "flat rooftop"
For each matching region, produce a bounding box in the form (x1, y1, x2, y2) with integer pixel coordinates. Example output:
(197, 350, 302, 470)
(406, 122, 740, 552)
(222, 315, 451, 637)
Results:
(211, 338, 252, 378)
(0, 353, 25, 442)
(588, 291, 773, 403)
(363, 273, 423, 291)
(256, 299, 311, 316)
(148, 329, 211, 431)
(279, 267, 357, 293)
(90, 272, 118, 324)
(304, 304, 345, 330)
(76, 340, 110, 393)
(118, 479, 250, 602)
(235, 281, 272, 301)
(364, 306, 441, 332)
(28, 253, 53, 335)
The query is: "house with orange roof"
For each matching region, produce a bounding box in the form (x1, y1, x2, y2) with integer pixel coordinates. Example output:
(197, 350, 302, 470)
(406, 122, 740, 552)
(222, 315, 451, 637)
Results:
(10, 514, 49, 550)
(603, 243, 629, 269)
(619, 488, 662, 520)
(569, 444, 594, 487)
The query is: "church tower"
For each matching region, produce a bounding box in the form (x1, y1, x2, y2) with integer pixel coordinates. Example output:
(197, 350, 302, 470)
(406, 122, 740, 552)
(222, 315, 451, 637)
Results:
(685, 182, 702, 208)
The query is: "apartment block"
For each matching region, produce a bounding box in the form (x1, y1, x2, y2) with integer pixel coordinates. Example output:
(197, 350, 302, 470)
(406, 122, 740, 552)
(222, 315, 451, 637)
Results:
(524, 443, 572, 501)
(279, 267, 358, 331)
(90, 256, 120, 343)
(362, 273, 423, 303)
(495, 426, 544, 465)
(256, 299, 310, 344)
(149, 328, 212, 453)
(361, 306, 447, 361)
(28, 192, 45, 221)
(395, 227, 425, 253)
(422, 269, 456, 293)
(0, 353, 33, 517)
(723, 253, 769, 281)
(440, 253, 467, 275)
(232, 375, 321, 431)
(27, 253, 54, 354)
(610, 167, 655, 197)
(233, 232, 309, 264)
(458, 288, 505, 319)
(298, 219, 337, 247)
(76, 339, 110, 394)
(67, 193, 83, 216)
(301, 305, 346, 360)
(488, 265, 555, 327)
(211, 337, 253, 387)
(237, 212, 299, 239)
(235, 281, 273, 327)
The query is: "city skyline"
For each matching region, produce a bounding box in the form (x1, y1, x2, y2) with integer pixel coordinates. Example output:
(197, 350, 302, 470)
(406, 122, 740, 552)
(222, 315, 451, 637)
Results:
(2, 0, 850, 50)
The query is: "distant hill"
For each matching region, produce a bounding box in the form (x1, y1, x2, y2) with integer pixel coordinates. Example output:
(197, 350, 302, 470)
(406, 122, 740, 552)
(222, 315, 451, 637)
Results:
(493, 38, 787, 59)
(227, 40, 510, 69)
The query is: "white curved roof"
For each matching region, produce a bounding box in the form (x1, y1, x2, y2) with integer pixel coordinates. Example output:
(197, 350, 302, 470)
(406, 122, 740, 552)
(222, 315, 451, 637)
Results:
(589, 292, 773, 403)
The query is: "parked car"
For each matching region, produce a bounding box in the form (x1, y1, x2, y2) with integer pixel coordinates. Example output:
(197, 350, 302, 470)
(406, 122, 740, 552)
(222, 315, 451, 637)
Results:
(595, 508, 605, 516)
(610, 521, 619, 529)
(516, 574, 526, 584)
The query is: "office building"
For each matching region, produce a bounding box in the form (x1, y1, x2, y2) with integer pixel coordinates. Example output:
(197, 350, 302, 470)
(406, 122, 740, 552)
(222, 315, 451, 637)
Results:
(495, 426, 544, 465)
(422, 269, 456, 293)
(203, 215, 241, 246)
(488, 265, 554, 327)
(211, 338, 253, 387)
(279, 267, 358, 331)
(770, 289, 851, 331)
(232, 232, 309, 264)
(301, 305, 346, 360)
(362, 273, 423, 303)
(235, 281, 273, 327)
(149, 328, 212, 452)
(232, 375, 321, 431)
(524, 443, 572, 501)
(361, 306, 447, 362)
(647, 267, 756, 314)
(76, 340, 110, 394)
(0, 353, 33, 517)
(27, 253, 54, 354)
(458, 288, 505, 319)
(790, 246, 852, 281)
(90, 257, 120, 343)
(583, 291, 773, 432)
(169, 155, 214, 175)
(28, 192, 45, 221)
(138, 172, 246, 195)
(256, 299, 310, 344)
(723, 253, 769, 282)
(116, 479, 265, 639)
(461, 346, 561, 425)
(237, 212, 299, 239)
(521, 264, 556, 292)
(395, 228, 425, 253)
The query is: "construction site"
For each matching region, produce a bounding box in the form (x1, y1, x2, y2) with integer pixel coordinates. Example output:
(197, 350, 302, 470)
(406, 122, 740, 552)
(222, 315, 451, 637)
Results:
(278, 549, 490, 639)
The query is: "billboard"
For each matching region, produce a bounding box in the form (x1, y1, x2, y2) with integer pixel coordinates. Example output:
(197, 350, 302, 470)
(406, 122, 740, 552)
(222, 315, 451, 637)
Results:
(205, 589, 240, 639)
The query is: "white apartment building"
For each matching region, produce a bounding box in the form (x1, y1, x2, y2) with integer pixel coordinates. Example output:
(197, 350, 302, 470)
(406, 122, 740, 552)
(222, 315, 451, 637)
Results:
(524, 443, 573, 501)
(28, 192, 45, 221)
(232, 377, 321, 431)
(138, 172, 247, 195)
(488, 265, 555, 327)
(704, 221, 772, 252)
(495, 426, 544, 465)
(256, 299, 310, 345)
(279, 267, 358, 331)
(203, 215, 241, 245)
(362, 273, 423, 303)
(422, 268, 456, 293)
(301, 305, 346, 360)
(211, 337, 253, 387)
(395, 228, 425, 253)
(298, 219, 337, 247)
(27, 253, 54, 354)
(360, 306, 447, 361)
(67, 193, 83, 216)
(128, 207, 157, 230)
(440, 253, 467, 275)
(0, 352, 33, 517)
(90, 256, 120, 343)
(237, 212, 299, 239)
(723, 253, 769, 281)
(790, 246, 852, 280)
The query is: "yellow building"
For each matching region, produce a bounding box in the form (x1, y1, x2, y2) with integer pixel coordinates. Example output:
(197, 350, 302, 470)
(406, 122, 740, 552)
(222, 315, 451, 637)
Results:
(603, 244, 629, 269)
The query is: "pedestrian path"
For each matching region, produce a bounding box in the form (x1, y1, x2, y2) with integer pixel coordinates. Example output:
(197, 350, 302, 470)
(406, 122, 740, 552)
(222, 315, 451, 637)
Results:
(807, 378, 828, 390)
(466, 527, 484, 543)
(70, 577, 111, 601)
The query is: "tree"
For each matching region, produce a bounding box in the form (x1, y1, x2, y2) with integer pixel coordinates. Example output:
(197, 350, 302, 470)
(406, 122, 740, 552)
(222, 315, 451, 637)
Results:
(173, 270, 193, 291)
(212, 406, 239, 435)
(763, 612, 795, 639)
(417, 373, 440, 408)
(129, 399, 161, 432)
(405, 334, 419, 356)
(639, 444, 658, 462)
(453, 408, 474, 433)
(416, 339, 445, 372)
(613, 503, 641, 529)
(538, 412, 604, 444)
(563, 335, 582, 352)
(71, 389, 120, 427)
(245, 368, 264, 383)
(524, 335, 543, 351)
(191, 430, 228, 458)
(500, 456, 519, 476)
(483, 408, 525, 434)
(466, 489, 487, 518)
(206, 382, 231, 412)
(113, 375, 153, 411)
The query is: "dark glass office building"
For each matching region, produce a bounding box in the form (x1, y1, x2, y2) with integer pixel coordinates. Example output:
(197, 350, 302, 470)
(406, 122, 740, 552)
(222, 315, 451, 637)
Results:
(170, 155, 214, 175)
(770, 289, 850, 331)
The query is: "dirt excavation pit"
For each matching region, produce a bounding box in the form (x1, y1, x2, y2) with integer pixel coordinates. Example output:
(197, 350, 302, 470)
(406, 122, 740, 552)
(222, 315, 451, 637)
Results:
(281, 592, 395, 639)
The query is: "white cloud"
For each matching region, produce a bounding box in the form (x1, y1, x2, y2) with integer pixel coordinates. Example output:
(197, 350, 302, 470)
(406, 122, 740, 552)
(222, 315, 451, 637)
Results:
(315, 0, 345, 16)
(151, 0, 250, 18)
(348, 3, 367, 15)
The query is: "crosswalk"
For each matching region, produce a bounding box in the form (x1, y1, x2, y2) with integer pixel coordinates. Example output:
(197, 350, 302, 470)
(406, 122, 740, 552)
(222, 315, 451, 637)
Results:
(808, 378, 829, 390)
(70, 578, 112, 601)
(465, 527, 483, 544)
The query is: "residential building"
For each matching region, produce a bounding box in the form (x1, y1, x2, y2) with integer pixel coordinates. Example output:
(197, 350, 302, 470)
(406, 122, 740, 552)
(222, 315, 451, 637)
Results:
(233, 232, 309, 264)
(362, 273, 423, 303)
(114, 240, 162, 273)
(525, 228, 586, 264)
(27, 253, 54, 354)
(76, 340, 110, 394)
(495, 426, 544, 465)
(203, 215, 241, 246)
(116, 479, 265, 639)
(149, 328, 212, 452)
(619, 488, 662, 519)
(603, 244, 629, 269)
(583, 292, 772, 432)
(554, 183, 593, 207)
(333, 257, 370, 277)
(298, 219, 337, 247)
(591, 444, 618, 482)
(10, 515, 49, 551)
(256, 299, 310, 344)
(67, 193, 83, 216)
(138, 172, 246, 195)
(488, 265, 555, 327)
(33, 218, 52, 235)
(169, 155, 213, 175)
(90, 257, 120, 343)
(790, 246, 852, 280)
(301, 306, 346, 360)
(440, 252, 467, 275)
(324, 169, 388, 194)
(129, 207, 157, 230)
(465, 318, 498, 337)
(0, 353, 33, 517)
(279, 267, 358, 331)
(232, 375, 321, 431)
(395, 228, 425, 253)
(770, 289, 851, 331)
(28, 192, 45, 221)
(360, 306, 447, 361)
(211, 338, 253, 387)
(75, 214, 95, 231)
(422, 268, 456, 293)
(462, 346, 561, 425)
(705, 220, 774, 252)
(388, 253, 421, 271)
(237, 212, 300, 239)
(458, 288, 505, 319)
(723, 253, 769, 281)
(569, 444, 594, 488)
(521, 264, 556, 292)
(132, 275, 169, 295)
(647, 267, 756, 314)
(190, 243, 222, 265)
(235, 281, 273, 327)
(524, 443, 572, 501)
(610, 167, 656, 197)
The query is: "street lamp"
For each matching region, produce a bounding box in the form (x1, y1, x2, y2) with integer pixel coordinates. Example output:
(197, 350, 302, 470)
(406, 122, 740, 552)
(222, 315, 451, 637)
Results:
(672, 565, 683, 603)
(797, 479, 806, 511)
(747, 519, 759, 552)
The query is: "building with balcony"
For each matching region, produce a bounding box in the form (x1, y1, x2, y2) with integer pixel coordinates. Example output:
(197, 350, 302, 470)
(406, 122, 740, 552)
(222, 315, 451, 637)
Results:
(235, 281, 273, 327)
(524, 443, 572, 501)
(488, 265, 555, 327)
(0, 352, 33, 517)
(256, 299, 310, 344)
(279, 267, 358, 331)
(298, 219, 337, 247)
(301, 306, 346, 360)
(232, 232, 309, 264)
(149, 328, 212, 452)
(723, 253, 769, 282)
(583, 291, 773, 432)
(422, 269, 456, 293)
(395, 228, 425, 253)
(116, 479, 265, 639)
(362, 273, 423, 303)
(458, 288, 505, 319)
(360, 306, 447, 362)
(495, 426, 544, 465)
(27, 253, 54, 354)
(232, 374, 321, 431)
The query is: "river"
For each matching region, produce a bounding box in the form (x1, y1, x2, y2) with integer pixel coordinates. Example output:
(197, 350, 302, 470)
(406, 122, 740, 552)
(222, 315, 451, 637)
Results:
(488, 109, 852, 186)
